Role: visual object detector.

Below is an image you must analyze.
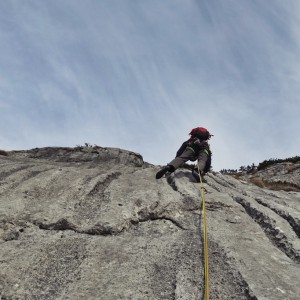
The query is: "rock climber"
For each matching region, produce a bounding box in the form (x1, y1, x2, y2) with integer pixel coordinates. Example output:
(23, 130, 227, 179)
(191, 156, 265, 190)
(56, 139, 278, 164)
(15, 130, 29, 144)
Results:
(156, 127, 212, 179)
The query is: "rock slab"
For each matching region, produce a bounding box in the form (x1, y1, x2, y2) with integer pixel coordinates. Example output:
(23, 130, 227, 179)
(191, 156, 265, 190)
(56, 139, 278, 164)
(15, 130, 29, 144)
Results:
(0, 147, 300, 299)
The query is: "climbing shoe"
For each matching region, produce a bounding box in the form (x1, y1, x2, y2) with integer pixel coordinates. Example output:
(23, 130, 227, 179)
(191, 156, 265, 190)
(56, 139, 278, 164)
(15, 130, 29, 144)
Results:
(156, 165, 175, 179)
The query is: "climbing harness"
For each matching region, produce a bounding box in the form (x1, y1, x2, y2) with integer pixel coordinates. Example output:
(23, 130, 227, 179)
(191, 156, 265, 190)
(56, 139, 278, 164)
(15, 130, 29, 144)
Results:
(197, 160, 210, 300)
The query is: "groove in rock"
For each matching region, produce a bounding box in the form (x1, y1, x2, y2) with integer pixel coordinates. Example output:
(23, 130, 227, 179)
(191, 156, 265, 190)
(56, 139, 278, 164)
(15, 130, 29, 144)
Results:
(35, 218, 123, 236)
(88, 172, 121, 196)
(233, 196, 300, 263)
(136, 209, 186, 230)
(255, 197, 300, 239)
(0, 165, 33, 181)
(35, 213, 186, 237)
(167, 176, 178, 192)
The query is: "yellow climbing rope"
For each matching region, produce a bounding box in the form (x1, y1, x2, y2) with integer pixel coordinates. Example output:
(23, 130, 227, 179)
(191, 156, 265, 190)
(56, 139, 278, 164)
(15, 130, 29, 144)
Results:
(197, 161, 210, 300)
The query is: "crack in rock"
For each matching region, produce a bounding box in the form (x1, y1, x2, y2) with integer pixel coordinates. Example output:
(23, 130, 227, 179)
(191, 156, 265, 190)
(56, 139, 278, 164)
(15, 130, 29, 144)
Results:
(132, 206, 187, 230)
(206, 201, 233, 211)
(204, 180, 222, 192)
(35, 218, 124, 236)
(137, 214, 186, 231)
(233, 196, 300, 263)
(34, 211, 187, 237)
(88, 172, 121, 196)
(255, 197, 300, 239)
(166, 175, 178, 192)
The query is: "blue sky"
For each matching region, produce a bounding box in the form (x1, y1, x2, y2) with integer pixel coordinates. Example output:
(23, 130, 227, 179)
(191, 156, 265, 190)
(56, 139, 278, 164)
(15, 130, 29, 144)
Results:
(1, 0, 299, 171)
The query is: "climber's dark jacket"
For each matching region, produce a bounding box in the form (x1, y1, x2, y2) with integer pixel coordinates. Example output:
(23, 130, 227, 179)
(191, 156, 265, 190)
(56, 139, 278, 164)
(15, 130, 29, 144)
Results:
(169, 137, 211, 172)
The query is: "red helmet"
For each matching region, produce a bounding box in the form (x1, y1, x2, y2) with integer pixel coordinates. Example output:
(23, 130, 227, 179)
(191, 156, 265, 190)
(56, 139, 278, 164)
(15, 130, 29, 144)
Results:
(189, 127, 212, 140)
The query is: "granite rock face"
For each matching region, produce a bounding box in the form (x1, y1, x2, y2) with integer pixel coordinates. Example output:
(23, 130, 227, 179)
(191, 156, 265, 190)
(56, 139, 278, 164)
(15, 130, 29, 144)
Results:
(254, 162, 300, 191)
(0, 147, 299, 300)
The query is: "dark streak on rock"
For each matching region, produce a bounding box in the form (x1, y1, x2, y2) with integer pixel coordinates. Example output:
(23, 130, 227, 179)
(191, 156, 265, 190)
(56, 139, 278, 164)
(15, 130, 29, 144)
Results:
(88, 172, 121, 196)
(255, 197, 300, 239)
(233, 196, 300, 263)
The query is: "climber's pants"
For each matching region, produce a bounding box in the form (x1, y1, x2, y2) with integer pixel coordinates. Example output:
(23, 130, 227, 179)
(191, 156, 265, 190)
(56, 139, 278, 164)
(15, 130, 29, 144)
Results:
(168, 148, 208, 171)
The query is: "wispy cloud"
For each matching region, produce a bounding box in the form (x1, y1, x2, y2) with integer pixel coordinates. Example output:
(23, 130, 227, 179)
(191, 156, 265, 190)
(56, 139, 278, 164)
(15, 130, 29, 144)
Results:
(0, 0, 299, 170)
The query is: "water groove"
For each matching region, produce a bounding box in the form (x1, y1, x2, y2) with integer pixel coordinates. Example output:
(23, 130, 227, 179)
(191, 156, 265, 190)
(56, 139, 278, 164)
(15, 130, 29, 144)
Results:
(233, 196, 300, 263)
